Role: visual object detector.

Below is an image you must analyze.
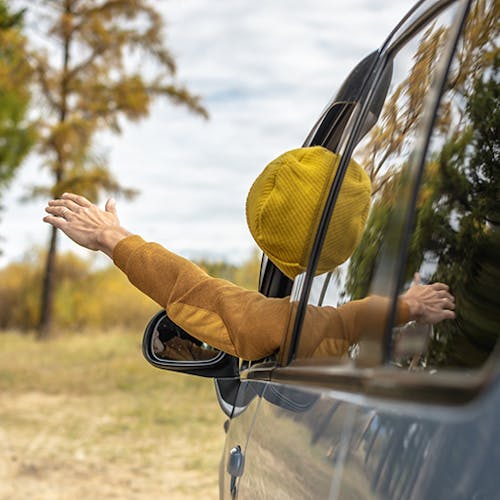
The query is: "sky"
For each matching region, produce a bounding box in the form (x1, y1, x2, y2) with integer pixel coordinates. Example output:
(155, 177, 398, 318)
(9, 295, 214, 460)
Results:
(0, 0, 411, 267)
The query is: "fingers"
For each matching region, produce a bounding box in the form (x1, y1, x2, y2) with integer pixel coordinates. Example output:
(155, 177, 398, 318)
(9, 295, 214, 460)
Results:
(428, 287, 454, 302)
(420, 291, 456, 324)
(43, 193, 120, 232)
(46, 198, 83, 219)
(416, 282, 454, 302)
(45, 205, 72, 219)
(430, 306, 456, 322)
(427, 289, 455, 311)
(419, 306, 455, 324)
(60, 192, 92, 207)
(47, 198, 81, 211)
(440, 297, 455, 310)
(43, 214, 67, 229)
(44, 193, 93, 220)
(105, 198, 118, 216)
(441, 292, 455, 305)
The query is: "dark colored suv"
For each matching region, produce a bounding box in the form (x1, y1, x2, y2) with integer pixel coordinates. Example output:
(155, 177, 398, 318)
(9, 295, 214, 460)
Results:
(143, 0, 499, 498)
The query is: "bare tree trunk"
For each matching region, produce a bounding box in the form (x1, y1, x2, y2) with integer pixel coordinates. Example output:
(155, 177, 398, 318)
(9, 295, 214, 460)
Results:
(37, 0, 72, 340)
(38, 225, 58, 339)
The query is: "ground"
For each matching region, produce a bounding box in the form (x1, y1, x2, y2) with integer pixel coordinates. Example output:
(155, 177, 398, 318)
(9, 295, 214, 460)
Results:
(0, 331, 225, 499)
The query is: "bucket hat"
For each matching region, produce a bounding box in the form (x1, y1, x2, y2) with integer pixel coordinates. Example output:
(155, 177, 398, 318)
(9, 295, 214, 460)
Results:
(246, 146, 371, 279)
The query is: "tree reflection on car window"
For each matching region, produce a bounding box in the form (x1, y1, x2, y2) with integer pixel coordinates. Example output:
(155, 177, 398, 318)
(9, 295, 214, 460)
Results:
(294, 0, 500, 371)
(347, 1, 499, 370)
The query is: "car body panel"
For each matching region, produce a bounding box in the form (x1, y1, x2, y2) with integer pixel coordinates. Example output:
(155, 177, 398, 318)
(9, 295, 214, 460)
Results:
(224, 371, 500, 499)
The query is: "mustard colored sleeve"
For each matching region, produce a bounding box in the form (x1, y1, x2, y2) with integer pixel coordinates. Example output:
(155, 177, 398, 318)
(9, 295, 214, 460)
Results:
(113, 235, 411, 361)
(299, 295, 410, 358)
(113, 235, 290, 360)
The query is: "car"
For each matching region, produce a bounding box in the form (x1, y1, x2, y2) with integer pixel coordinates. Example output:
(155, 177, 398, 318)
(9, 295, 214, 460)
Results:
(142, 0, 499, 498)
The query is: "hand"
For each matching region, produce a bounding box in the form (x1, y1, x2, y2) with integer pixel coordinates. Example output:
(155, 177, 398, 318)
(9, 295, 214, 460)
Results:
(43, 193, 131, 258)
(401, 273, 456, 324)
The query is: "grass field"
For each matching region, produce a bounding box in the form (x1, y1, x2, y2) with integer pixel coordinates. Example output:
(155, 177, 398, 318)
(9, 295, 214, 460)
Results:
(0, 330, 226, 499)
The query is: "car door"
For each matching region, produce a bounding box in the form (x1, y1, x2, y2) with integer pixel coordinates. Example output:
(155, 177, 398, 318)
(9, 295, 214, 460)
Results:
(334, 0, 500, 496)
(225, 0, 499, 498)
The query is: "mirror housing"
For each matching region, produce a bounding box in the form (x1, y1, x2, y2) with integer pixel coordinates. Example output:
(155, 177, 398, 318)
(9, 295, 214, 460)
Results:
(142, 310, 240, 379)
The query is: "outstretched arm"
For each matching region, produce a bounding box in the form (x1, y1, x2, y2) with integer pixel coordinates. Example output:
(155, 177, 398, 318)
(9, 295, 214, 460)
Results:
(43, 193, 291, 359)
(43, 194, 456, 360)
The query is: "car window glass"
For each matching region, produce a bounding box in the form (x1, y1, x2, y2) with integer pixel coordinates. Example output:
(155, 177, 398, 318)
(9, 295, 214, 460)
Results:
(388, 1, 499, 371)
(291, 2, 463, 362)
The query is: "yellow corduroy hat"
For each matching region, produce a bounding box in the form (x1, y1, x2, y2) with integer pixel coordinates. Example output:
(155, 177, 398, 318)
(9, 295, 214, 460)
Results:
(246, 146, 371, 279)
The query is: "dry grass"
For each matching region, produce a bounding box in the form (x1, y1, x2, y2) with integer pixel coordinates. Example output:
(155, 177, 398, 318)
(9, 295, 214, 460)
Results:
(0, 330, 226, 499)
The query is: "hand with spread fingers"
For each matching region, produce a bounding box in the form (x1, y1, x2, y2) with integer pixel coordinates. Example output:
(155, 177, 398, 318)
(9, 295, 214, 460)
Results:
(401, 273, 456, 324)
(43, 193, 131, 258)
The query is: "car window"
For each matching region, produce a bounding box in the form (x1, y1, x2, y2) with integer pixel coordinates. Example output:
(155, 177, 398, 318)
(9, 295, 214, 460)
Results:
(387, 0, 499, 371)
(289, 1, 465, 362)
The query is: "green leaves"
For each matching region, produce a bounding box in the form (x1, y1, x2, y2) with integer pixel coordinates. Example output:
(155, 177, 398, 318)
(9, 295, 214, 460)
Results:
(0, 0, 34, 191)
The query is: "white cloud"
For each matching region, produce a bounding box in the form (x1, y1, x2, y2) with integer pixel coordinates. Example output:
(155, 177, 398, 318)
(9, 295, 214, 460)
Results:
(0, 0, 410, 266)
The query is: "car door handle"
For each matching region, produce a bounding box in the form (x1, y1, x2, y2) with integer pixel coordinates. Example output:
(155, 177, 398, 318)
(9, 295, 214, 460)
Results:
(227, 445, 245, 498)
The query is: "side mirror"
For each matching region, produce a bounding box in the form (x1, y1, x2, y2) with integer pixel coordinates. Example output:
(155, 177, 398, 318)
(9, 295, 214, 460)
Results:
(142, 310, 239, 379)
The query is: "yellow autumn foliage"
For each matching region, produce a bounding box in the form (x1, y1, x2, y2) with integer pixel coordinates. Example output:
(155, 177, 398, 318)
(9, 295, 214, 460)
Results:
(0, 247, 262, 334)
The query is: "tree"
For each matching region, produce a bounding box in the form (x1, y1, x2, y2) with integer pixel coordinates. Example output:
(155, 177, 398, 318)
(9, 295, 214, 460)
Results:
(0, 0, 35, 251)
(19, 0, 208, 338)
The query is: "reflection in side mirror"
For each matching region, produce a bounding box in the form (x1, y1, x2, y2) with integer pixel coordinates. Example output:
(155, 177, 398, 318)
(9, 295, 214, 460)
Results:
(142, 310, 240, 379)
(152, 311, 220, 362)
